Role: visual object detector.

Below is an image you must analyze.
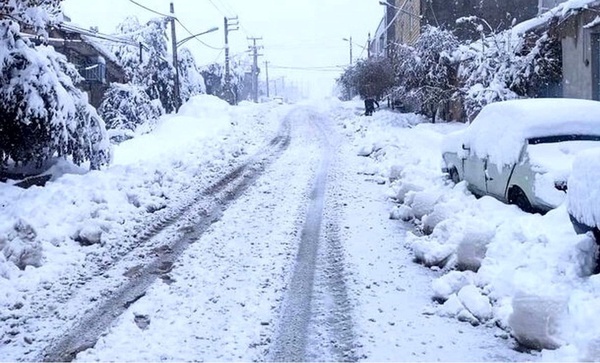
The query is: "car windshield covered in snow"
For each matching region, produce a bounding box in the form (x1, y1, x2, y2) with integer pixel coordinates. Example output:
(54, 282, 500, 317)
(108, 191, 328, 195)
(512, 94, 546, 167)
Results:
(441, 98, 600, 213)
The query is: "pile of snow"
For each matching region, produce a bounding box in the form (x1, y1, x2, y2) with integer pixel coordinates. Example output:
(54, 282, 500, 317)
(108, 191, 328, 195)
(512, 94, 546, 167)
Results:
(568, 148, 600, 230)
(338, 101, 600, 361)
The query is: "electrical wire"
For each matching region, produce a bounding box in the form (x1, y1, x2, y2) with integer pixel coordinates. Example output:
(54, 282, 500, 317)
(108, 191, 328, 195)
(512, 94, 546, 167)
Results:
(215, 0, 237, 17)
(207, 0, 230, 17)
(269, 64, 344, 72)
(128, 0, 173, 18)
(175, 18, 222, 50)
(58, 23, 139, 47)
(128, 0, 223, 51)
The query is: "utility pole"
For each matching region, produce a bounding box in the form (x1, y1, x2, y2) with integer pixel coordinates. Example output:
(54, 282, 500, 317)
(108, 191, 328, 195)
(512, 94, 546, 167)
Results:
(367, 32, 371, 59)
(247, 36, 263, 103)
(349, 35, 353, 65)
(170, 2, 181, 111)
(264, 60, 270, 98)
(223, 16, 239, 105)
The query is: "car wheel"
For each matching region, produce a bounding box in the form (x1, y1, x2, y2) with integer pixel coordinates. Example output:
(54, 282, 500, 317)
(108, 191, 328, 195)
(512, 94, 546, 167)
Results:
(509, 186, 534, 213)
(448, 167, 460, 184)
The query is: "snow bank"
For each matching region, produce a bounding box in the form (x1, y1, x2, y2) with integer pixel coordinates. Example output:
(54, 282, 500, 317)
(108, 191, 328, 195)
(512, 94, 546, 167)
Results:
(114, 95, 233, 166)
(568, 148, 600, 230)
(340, 102, 600, 361)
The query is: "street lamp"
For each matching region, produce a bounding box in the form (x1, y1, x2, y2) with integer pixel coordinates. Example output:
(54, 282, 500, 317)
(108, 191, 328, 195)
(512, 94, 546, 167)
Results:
(342, 36, 353, 65)
(176, 26, 219, 48)
(378, 1, 421, 19)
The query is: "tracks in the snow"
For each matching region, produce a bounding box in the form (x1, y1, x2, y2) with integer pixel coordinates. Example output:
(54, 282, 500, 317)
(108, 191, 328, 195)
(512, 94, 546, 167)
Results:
(38, 120, 291, 362)
(269, 111, 357, 362)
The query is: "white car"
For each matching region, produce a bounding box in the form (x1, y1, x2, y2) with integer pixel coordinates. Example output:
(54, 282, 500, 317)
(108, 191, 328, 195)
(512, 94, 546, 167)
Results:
(442, 98, 600, 213)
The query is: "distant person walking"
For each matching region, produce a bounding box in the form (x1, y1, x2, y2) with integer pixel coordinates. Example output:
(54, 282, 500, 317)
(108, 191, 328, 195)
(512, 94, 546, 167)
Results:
(364, 97, 379, 116)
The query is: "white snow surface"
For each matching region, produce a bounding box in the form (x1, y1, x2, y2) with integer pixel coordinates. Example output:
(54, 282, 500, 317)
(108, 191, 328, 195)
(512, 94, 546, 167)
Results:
(0, 97, 599, 361)
(568, 148, 600, 229)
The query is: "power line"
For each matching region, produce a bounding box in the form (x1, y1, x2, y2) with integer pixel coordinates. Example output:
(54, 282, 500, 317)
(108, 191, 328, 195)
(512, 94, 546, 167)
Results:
(215, 0, 237, 17)
(58, 23, 139, 47)
(269, 64, 344, 72)
(207, 0, 230, 16)
(175, 18, 222, 50)
(128, 0, 172, 18)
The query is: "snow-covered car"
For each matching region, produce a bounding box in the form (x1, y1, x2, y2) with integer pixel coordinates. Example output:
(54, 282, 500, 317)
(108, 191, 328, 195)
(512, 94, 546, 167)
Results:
(442, 98, 600, 213)
(568, 148, 600, 241)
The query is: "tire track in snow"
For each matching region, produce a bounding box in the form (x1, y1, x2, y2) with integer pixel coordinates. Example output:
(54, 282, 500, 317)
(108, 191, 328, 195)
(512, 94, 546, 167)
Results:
(269, 110, 357, 362)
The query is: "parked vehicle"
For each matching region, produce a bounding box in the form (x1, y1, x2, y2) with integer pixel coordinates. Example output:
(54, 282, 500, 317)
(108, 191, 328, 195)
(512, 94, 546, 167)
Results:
(567, 148, 600, 241)
(441, 98, 600, 213)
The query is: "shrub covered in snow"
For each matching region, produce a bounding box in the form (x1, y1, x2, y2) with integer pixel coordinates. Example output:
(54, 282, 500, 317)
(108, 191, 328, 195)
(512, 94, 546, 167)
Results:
(98, 83, 163, 143)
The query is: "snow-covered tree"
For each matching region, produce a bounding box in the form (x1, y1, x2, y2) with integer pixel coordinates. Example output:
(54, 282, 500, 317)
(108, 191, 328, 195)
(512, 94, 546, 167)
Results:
(109, 16, 176, 114)
(0, 0, 62, 36)
(139, 18, 176, 113)
(201, 56, 250, 105)
(337, 58, 395, 101)
(178, 47, 206, 102)
(0, 1, 111, 170)
(98, 83, 162, 143)
(453, 17, 561, 120)
(391, 26, 460, 122)
(201, 63, 224, 96)
(111, 16, 144, 80)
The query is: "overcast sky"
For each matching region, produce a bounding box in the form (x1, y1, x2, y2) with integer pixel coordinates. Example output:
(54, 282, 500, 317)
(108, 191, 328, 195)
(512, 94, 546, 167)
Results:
(61, 0, 384, 98)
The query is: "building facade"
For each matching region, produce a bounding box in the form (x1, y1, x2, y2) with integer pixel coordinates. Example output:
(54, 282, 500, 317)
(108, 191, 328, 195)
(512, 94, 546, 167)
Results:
(378, 0, 564, 49)
(555, 3, 600, 100)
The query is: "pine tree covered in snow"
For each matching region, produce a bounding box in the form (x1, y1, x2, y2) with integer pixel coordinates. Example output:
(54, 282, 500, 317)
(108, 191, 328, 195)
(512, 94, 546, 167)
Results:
(178, 47, 206, 103)
(0, 2, 111, 170)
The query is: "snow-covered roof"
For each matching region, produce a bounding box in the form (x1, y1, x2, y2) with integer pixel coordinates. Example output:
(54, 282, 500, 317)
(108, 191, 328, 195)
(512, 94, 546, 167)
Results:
(512, 0, 600, 35)
(443, 98, 600, 166)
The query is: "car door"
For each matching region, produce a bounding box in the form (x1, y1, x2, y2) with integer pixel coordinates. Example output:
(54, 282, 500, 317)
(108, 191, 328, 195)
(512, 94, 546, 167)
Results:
(485, 160, 515, 201)
(461, 144, 487, 196)
(485, 143, 526, 203)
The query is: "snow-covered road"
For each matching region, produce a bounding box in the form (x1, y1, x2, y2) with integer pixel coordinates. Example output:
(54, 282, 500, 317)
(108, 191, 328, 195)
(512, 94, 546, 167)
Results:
(74, 104, 529, 361)
(1, 98, 542, 361)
